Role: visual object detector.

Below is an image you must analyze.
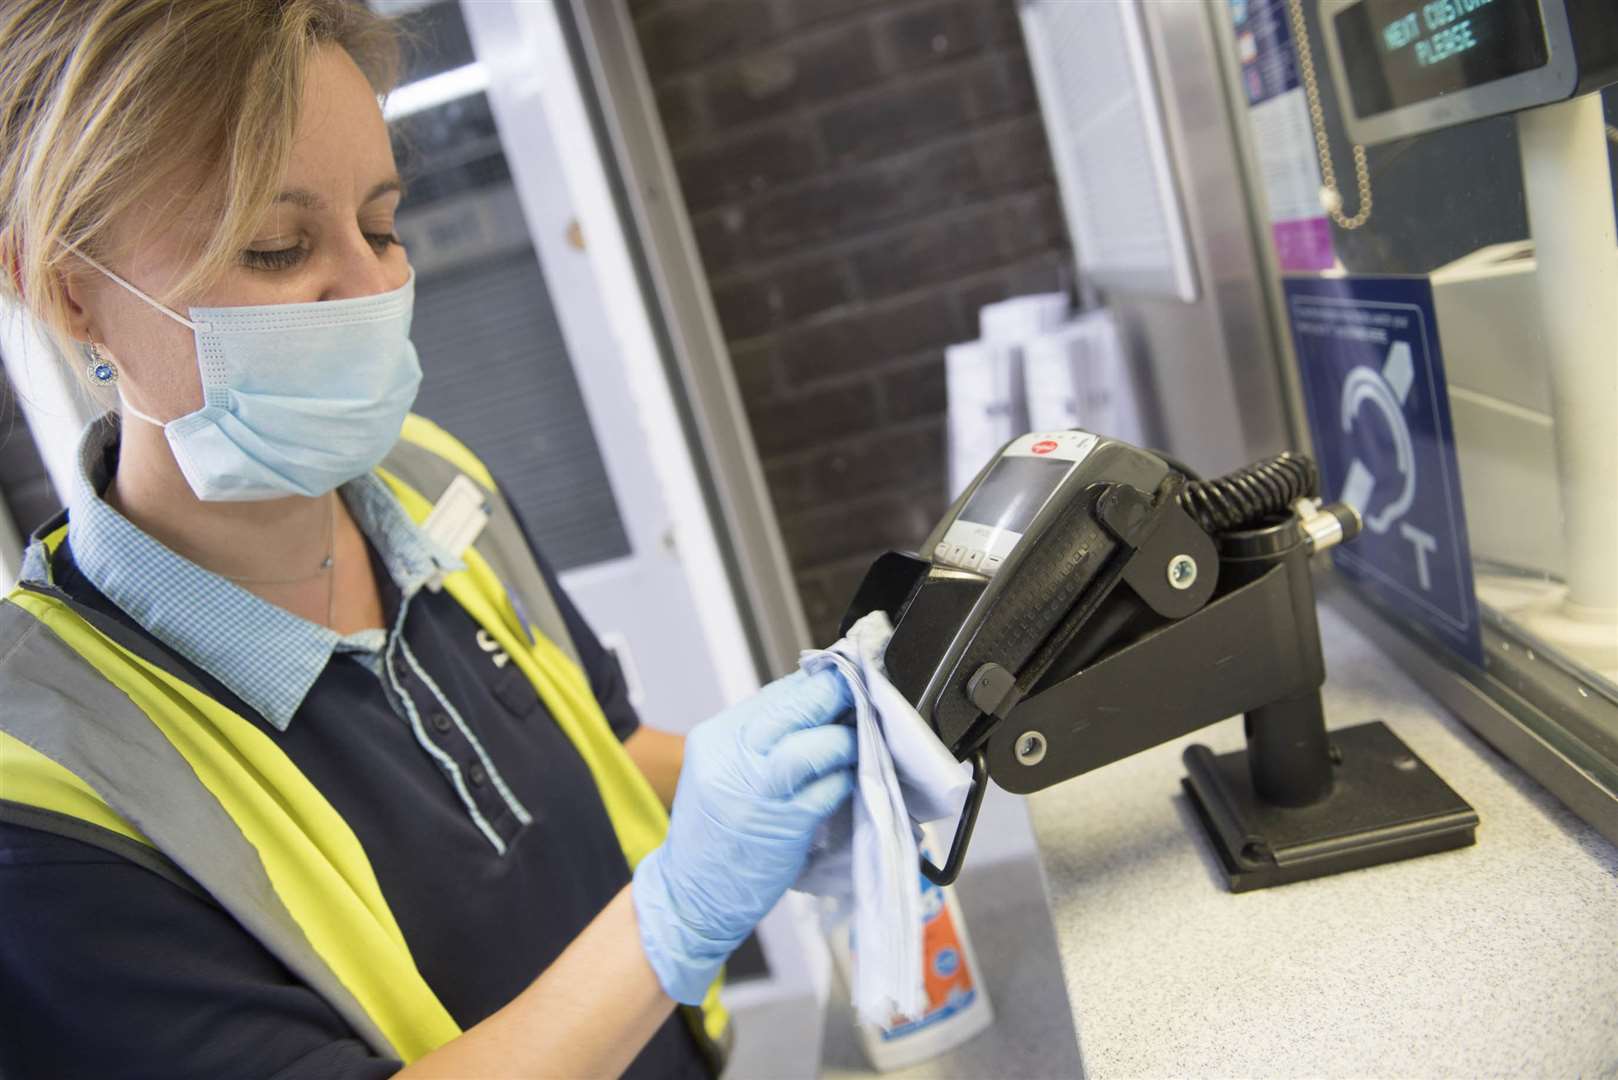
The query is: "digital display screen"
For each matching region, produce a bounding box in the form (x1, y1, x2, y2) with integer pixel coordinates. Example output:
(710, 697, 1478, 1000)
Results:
(1334, 0, 1550, 118)
(957, 455, 1074, 535)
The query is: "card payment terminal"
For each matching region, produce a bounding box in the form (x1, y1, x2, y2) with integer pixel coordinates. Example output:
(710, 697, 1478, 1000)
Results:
(841, 431, 1478, 893)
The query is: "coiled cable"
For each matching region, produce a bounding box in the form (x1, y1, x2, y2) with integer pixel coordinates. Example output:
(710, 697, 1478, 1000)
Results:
(1178, 452, 1319, 535)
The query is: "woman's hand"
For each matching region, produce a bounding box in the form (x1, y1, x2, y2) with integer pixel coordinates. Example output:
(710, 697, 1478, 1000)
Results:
(401, 673, 853, 1078)
(632, 669, 856, 1002)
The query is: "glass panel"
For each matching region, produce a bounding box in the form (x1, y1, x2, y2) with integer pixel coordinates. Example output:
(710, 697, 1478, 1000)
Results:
(378, 0, 632, 571)
(1230, 0, 1618, 790)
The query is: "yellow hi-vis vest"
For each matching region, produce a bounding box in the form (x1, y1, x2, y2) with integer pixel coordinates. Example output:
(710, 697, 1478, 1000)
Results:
(0, 414, 729, 1067)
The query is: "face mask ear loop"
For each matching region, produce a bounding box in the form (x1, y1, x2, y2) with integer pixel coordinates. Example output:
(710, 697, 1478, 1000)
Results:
(57, 240, 205, 332)
(117, 389, 170, 429)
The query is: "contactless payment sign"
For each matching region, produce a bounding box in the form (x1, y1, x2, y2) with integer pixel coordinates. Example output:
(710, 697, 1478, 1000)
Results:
(1284, 275, 1482, 665)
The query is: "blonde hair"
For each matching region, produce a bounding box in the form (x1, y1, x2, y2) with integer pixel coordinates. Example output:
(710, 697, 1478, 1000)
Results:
(0, 0, 401, 362)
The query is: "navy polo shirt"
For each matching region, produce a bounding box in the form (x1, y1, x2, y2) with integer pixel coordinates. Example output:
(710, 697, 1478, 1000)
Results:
(0, 452, 710, 1078)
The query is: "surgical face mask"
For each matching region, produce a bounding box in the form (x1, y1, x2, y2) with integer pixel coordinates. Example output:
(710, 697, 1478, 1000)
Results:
(70, 247, 422, 502)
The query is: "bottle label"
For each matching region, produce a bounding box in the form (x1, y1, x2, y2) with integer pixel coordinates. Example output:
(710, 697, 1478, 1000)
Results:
(879, 874, 978, 1040)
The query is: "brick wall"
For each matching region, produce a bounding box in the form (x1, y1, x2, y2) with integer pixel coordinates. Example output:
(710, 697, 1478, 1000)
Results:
(630, 0, 1071, 644)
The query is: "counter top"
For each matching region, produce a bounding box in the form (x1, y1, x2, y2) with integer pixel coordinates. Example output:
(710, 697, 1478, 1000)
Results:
(1027, 601, 1618, 1078)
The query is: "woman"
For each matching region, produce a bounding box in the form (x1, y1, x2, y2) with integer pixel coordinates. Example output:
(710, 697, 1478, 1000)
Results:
(0, 2, 856, 1077)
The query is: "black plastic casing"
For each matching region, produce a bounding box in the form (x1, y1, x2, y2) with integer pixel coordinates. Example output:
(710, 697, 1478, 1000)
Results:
(841, 434, 1171, 756)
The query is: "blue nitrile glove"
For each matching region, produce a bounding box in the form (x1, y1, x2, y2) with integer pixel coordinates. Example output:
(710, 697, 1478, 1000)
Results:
(632, 668, 856, 1003)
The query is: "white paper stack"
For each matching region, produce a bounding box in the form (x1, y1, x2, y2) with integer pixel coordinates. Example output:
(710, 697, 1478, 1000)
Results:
(1022, 308, 1146, 448)
(978, 292, 1071, 344)
(945, 293, 1072, 499)
(944, 341, 1022, 501)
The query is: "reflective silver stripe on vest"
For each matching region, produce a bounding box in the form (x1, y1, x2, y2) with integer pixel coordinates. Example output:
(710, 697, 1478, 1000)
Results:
(0, 606, 396, 1059)
(380, 439, 581, 669)
(0, 444, 585, 1062)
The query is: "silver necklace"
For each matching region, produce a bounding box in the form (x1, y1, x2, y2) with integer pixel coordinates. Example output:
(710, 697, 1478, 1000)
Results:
(222, 493, 338, 627)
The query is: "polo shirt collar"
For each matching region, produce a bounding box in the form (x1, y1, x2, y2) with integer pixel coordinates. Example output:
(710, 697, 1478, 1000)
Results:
(61, 413, 463, 731)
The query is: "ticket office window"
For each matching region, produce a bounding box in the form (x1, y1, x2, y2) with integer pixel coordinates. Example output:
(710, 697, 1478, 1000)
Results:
(1228, 0, 1618, 818)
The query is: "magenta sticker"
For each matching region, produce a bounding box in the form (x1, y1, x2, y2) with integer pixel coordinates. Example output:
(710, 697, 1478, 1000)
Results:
(1272, 217, 1334, 271)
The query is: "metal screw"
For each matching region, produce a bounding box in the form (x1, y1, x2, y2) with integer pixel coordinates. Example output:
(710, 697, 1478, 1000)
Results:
(1167, 554, 1198, 590)
(1015, 730, 1047, 766)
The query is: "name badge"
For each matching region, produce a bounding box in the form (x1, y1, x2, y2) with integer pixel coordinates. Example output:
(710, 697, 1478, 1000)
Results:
(422, 474, 489, 589)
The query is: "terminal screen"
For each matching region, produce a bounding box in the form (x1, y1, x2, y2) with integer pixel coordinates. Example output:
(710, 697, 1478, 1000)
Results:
(1334, 0, 1550, 119)
(958, 455, 1074, 535)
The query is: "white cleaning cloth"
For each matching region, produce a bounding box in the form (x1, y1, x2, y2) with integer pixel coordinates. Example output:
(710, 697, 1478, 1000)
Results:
(793, 610, 972, 1025)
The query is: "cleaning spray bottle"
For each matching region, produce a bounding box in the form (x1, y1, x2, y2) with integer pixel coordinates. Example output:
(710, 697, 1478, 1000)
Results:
(829, 829, 995, 1071)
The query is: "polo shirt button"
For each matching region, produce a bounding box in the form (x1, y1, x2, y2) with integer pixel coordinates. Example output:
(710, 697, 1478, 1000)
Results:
(468, 762, 488, 787)
(430, 710, 453, 734)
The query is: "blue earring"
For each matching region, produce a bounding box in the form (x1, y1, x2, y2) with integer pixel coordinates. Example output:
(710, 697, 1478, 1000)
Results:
(85, 340, 117, 385)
